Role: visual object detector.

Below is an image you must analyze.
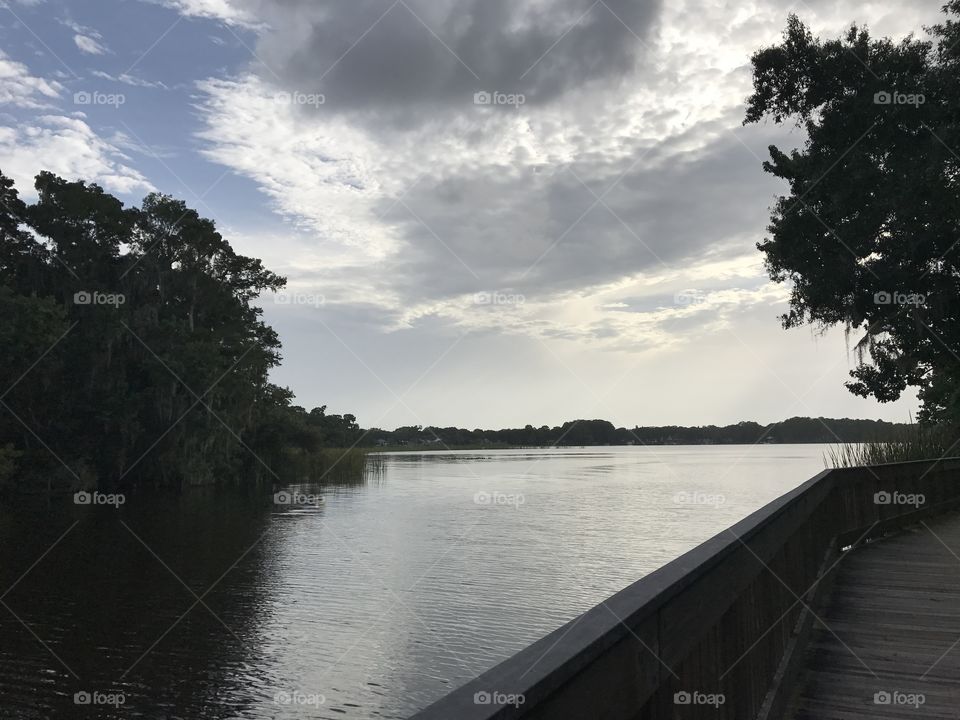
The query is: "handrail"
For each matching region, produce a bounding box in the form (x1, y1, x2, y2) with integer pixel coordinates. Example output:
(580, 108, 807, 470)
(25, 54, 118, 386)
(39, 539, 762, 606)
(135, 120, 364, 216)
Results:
(409, 458, 960, 720)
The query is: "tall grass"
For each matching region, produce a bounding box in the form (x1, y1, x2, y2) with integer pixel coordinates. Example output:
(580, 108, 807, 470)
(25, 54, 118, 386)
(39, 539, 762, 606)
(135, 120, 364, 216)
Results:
(826, 424, 958, 468)
(280, 447, 384, 484)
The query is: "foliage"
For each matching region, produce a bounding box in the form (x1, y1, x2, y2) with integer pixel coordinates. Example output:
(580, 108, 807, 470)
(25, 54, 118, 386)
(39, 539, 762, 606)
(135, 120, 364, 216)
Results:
(280, 447, 381, 484)
(744, 3, 960, 426)
(0, 169, 368, 493)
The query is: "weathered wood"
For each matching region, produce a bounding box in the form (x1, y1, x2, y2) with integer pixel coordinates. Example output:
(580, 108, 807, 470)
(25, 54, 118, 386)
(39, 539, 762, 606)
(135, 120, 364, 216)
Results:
(757, 540, 842, 720)
(784, 511, 960, 720)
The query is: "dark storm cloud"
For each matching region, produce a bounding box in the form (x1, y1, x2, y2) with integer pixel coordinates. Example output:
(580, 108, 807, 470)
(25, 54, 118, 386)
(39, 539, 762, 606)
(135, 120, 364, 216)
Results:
(246, 0, 661, 112)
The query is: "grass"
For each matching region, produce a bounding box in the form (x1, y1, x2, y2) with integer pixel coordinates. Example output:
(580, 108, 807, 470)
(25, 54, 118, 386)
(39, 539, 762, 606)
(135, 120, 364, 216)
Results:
(280, 446, 384, 484)
(826, 424, 959, 468)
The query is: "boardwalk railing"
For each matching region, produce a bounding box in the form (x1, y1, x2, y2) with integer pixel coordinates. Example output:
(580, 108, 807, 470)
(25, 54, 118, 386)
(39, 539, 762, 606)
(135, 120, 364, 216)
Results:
(409, 458, 960, 720)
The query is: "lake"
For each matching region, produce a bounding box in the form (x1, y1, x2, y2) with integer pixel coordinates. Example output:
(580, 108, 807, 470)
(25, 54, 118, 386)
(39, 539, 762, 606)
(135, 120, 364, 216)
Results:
(0, 444, 832, 718)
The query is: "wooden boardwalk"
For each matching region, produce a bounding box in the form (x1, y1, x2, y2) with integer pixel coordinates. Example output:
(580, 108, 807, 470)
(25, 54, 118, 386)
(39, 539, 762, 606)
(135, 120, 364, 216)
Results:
(785, 512, 960, 719)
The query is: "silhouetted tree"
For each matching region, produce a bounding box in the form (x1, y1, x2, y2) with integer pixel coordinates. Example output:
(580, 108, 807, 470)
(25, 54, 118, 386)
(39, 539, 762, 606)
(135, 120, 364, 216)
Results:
(0, 169, 356, 493)
(744, 4, 960, 426)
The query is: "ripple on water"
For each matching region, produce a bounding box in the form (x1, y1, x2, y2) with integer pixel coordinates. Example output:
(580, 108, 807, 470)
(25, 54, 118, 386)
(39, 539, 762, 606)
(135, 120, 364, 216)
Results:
(0, 445, 829, 718)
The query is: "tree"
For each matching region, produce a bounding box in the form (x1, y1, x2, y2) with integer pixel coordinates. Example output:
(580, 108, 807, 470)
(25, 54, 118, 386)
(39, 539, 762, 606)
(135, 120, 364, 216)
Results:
(744, 3, 960, 426)
(0, 169, 360, 493)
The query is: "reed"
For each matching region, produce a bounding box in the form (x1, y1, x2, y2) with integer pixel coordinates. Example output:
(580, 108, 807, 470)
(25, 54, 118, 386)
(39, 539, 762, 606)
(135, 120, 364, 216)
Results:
(826, 423, 958, 468)
(279, 446, 384, 484)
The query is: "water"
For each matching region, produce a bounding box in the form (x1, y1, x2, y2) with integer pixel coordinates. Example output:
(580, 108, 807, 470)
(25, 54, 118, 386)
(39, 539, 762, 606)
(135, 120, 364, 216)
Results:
(0, 445, 830, 718)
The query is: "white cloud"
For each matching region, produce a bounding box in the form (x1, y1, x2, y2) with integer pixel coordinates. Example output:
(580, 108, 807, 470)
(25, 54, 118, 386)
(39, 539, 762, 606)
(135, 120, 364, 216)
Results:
(91, 69, 168, 89)
(196, 74, 412, 258)
(73, 33, 109, 55)
(147, 0, 259, 27)
(1, 114, 155, 196)
(195, 64, 782, 355)
(0, 50, 62, 108)
(62, 19, 111, 55)
(0, 54, 150, 196)
(385, 254, 789, 352)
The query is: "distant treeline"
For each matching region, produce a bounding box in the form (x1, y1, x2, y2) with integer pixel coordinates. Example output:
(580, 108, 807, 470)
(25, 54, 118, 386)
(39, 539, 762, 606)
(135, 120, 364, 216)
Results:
(361, 417, 915, 448)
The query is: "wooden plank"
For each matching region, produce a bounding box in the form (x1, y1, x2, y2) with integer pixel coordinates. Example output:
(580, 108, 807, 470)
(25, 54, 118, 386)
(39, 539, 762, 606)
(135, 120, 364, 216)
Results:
(784, 511, 960, 720)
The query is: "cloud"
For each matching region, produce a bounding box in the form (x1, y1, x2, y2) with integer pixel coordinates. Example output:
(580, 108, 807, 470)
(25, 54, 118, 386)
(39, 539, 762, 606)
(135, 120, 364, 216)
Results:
(191, 0, 943, 363)
(196, 69, 786, 305)
(0, 53, 152, 198)
(73, 33, 109, 55)
(125, 0, 933, 425)
(91, 69, 168, 89)
(146, 0, 259, 27)
(189, 0, 796, 360)
(244, 0, 659, 116)
(60, 18, 111, 54)
(0, 50, 63, 108)
(0, 114, 155, 196)
(0, 0, 932, 427)
(383, 252, 788, 350)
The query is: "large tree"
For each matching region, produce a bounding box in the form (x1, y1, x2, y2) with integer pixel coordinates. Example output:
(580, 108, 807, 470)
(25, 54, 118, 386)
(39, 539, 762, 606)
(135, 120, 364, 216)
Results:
(0, 170, 340, 492)
(744, 3, 960, 426)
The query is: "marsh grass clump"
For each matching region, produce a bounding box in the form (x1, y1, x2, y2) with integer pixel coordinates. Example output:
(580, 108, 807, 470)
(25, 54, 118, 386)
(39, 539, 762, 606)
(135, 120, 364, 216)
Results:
(280, 446, 383, 485)
(826, 424, 958, 468)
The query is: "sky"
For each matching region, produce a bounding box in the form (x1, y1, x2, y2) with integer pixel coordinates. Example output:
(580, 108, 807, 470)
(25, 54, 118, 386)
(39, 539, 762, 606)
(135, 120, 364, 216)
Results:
(0, 0, 944, 429)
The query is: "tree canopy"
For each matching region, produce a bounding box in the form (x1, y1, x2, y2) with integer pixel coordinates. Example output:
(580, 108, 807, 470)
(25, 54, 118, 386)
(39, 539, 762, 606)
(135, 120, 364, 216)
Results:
(744, 2, 960, 426)
(0, 170, 359, 493)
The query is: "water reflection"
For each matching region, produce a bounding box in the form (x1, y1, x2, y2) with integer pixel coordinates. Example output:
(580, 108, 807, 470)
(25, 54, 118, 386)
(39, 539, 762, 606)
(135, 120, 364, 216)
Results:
(0, 490, 277, 718)
(0, 446, 829, 718)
